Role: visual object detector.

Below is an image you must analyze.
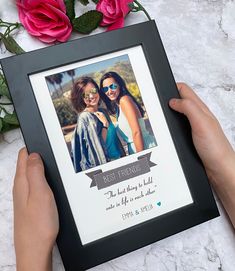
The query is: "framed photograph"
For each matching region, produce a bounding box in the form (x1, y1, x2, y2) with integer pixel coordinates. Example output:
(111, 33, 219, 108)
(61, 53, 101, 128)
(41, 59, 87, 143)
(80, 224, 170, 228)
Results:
(1, 20, 219, 270)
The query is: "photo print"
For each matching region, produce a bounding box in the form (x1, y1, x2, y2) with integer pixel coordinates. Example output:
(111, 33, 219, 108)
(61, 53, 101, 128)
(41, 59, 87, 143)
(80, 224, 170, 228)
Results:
(45, 54, 157, 173)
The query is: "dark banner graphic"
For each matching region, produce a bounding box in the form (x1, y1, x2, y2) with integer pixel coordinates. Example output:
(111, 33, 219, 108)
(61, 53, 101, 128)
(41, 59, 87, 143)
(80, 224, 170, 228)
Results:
(86, 153, 156, 190)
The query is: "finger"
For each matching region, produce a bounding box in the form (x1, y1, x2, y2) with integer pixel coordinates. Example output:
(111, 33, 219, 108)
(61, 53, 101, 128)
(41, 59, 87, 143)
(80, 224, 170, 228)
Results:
(13, 147, 29, 205)
(15, 147, 28, 177)
(169, 98, 209, 131)
(26, 153, 51, 199)
(176, 83, 211, 114)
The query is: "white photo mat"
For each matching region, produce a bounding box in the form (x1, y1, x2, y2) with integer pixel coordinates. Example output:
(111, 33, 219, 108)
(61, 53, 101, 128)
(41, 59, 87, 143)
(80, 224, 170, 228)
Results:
(29, 45, 193, 245)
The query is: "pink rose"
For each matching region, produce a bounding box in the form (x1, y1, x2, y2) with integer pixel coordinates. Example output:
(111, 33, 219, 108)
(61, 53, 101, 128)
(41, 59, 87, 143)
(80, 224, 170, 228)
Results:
(17, 0, 72, 43)
(96, 0, 134, 31)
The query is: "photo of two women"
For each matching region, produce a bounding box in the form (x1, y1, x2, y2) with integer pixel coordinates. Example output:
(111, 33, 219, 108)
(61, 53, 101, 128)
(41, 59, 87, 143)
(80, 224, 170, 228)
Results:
(46, 54, 157, 173)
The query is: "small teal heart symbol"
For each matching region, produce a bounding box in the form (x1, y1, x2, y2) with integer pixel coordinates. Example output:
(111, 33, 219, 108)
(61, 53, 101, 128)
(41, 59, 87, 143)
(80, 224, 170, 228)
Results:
(157, 201, 161, 206)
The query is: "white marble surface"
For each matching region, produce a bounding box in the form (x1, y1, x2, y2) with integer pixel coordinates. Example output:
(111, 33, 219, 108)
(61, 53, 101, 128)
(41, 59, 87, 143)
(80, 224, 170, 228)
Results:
(1, 0, 235, 270)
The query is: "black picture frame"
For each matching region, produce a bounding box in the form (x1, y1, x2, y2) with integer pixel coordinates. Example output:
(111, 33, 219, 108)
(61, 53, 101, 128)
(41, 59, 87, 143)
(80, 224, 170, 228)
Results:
(1, 20, 219, 271)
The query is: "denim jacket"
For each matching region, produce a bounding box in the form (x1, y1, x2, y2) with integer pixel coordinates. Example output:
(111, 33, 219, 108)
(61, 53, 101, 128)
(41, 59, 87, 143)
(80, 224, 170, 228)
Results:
(71, 111, 107, 173)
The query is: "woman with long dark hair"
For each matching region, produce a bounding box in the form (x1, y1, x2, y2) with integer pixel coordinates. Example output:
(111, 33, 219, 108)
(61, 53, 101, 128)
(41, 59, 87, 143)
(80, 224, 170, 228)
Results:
(100, 71, 156, 154)
(71, 76, 124, 172)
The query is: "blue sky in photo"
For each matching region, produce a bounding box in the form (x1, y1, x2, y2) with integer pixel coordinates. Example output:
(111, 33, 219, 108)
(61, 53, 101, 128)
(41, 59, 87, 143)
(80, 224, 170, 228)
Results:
(46, 54, 130, 92)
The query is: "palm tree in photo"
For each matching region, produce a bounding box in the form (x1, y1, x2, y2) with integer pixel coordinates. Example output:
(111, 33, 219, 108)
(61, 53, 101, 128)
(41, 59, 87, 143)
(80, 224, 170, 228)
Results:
(46, 76, 59, 98)
(52, 73, 64, 96)
(66, 69, 76, 87)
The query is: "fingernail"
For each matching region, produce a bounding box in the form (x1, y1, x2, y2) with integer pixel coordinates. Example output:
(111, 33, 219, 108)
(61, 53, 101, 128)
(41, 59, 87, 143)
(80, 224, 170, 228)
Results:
(169, 98, 177, 106)
(29, 153, 40, 160)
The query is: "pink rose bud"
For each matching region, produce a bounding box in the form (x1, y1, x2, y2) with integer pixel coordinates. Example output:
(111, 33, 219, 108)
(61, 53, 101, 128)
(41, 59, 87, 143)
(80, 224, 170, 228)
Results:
(17, 0, 72, 43)
(96, 0, 134, 31)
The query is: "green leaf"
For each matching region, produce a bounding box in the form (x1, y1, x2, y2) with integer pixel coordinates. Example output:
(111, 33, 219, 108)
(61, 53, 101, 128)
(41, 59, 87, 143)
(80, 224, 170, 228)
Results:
(78, 0, 89, 5)
(0, 73, 11, 100)
(92, 0, 99, 4)
(2, 121, 11, 133)
(64, 0, 76, 21)
(3, 112, 19, 125)
(0, 121, 19, 133)
(73, 10, 103, 34)
(0, 33, 25, 55)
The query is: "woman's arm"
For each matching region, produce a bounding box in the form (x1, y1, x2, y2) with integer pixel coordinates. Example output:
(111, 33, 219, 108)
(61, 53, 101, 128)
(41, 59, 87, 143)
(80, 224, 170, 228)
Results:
(120, 95, 144, 152)
(169, 83, 235, 228)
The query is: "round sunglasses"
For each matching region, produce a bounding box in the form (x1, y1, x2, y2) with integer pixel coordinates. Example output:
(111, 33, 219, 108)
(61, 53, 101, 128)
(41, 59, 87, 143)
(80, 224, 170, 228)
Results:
(82, 88, 98, 99)
(102, 83, 118, 93)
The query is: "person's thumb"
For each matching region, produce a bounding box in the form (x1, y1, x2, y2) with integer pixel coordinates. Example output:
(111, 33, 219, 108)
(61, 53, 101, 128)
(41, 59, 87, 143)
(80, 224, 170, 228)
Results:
(169, 98, 207, 130)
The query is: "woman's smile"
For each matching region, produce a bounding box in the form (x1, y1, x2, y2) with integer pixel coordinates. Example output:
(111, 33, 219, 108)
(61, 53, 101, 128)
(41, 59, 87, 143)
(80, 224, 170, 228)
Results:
(102, 78, 120, 101)
(86, 95, 99, 105)
(83, 82, 100, 107)
(107, 90, 118, 100)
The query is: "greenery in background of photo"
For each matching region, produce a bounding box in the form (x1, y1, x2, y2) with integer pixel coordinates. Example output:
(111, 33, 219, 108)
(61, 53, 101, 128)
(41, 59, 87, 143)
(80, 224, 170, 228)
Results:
(48, 60, 144, 128)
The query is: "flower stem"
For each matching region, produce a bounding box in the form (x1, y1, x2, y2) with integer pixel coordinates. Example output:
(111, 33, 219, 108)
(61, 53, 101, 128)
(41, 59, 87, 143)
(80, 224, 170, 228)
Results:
(0, 19, 22, 37)
(133, 0, 151, 21)
(0, 19, 21, 27)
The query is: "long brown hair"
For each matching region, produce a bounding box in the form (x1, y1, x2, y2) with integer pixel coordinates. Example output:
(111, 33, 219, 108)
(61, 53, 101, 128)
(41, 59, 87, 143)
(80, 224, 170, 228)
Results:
(71, 76, 99, 113)
(99, 71, 144, 117)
